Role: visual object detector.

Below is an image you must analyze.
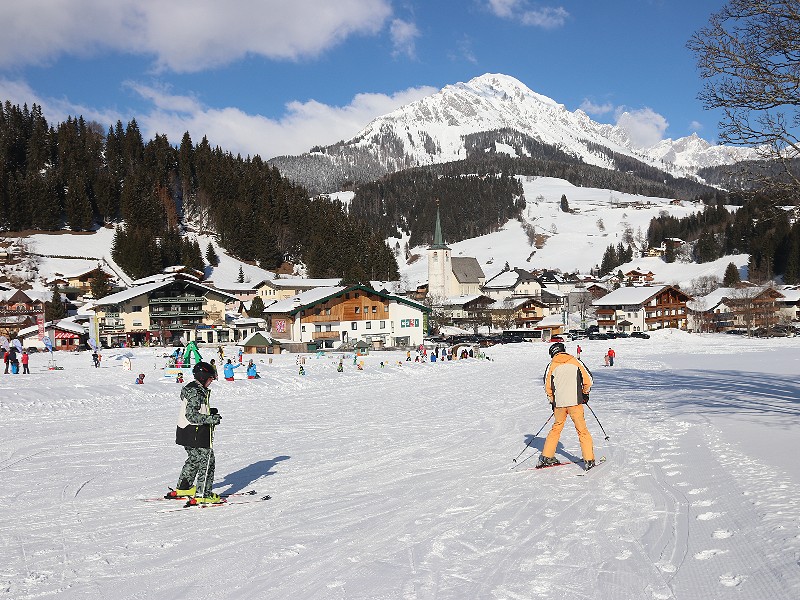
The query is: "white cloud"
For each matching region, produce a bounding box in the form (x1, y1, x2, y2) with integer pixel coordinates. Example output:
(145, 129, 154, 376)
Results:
(133, 83, 439, 159)
(486, 1, 568, 29)
(579, 99, 615, 116)
(689, 120, 703, 133)
(520, 7, 569, 28)
(390, 19, 420, 59)
(615, 107, 669, 148)
(0, 0, 393, 72)
(487, 0, 520, 18)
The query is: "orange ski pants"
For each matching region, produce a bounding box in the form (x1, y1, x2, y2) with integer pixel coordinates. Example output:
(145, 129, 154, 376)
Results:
(542, 405, 594, 461)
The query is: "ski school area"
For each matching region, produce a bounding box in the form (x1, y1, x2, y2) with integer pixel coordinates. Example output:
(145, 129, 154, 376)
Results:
(2, 329, 799, 599)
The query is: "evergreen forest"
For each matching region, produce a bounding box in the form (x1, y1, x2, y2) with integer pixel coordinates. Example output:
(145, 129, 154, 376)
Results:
(0, 102, 399, 282)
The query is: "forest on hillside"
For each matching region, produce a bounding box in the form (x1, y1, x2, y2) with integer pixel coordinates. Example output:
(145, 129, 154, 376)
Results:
(0, 102, 398, 282)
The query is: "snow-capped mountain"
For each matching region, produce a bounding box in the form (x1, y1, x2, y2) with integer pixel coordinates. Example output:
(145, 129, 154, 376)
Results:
(270, 73, 759, 193)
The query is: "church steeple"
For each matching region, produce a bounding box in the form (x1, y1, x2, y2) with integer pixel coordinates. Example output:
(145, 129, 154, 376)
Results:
(429, 201, 450, 250)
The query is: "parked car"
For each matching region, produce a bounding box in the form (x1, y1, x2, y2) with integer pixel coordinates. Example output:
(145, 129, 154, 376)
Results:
(614, 332, 629, 338)
(630, 331, 650, 339)
(588, 332, 609, 340)
(549, 336, 564, 343)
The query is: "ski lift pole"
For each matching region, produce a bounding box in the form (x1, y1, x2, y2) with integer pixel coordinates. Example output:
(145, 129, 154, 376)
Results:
(586, 404, 610, 440)
(512, 413, 553, 463)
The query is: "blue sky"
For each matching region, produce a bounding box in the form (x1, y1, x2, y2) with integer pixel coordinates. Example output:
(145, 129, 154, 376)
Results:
(0, 0, 728, 159)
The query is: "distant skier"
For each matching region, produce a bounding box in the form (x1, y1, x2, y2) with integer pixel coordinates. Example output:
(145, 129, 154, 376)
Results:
(135, 373, 145, 384)
(175, 371, 184, 384)
(222, 359, 241, 381)
(607, 347, 616, 367)
(538, 342, 596, 471)
(3, 349, 9, 374)
(209, 359, 218, 380)
(168, 362, 223, 504)
(246, 360, 259, 379)
(92, 351, 100, 368)
(21, 350, 30, 374)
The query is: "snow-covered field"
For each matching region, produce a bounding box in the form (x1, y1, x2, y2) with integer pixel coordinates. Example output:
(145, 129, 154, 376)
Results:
(2, 331, 799, 599)
(396, 176, 749, 289)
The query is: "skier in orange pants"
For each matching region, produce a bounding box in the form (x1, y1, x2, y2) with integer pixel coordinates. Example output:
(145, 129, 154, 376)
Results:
(539, 342, 596, 470)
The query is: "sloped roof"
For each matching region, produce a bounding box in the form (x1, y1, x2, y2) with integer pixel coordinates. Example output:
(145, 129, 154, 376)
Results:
(241, 331, 280, 347)
(94, 278, 238, 305)
(593, 285, 691, 307)
(451, 257, 485, 284)
(264, 284, 430, 316)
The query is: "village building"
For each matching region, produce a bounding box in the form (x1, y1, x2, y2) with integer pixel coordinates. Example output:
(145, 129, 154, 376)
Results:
(45, 264, 120, 302)
(239, 331, 283, 355)
(0, 288, 49, 338)
(593, 285, 692, 333)
(438, 294, 495, 329)
(263, 284, 429, 352)
(255, 277, 342, 303)
(16, 318, 88, 351)
(624, 269, 656, 285)
(427, 206, 485, 302)
(481, 268, 542, 301)
(92, 276, 238, 347)
(489, 296, 548, 330)
(687, 286, 786, 333)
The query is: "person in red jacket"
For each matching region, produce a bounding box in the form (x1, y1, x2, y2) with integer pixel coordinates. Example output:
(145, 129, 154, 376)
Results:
(3, 350, 9, 374)
(21, 350, 30, 374)
(607, 347, 616, 366)
(538, 342, 596, 471)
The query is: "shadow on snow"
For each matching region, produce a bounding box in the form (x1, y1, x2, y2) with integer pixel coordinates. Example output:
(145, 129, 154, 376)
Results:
(215, 455, 290, 495)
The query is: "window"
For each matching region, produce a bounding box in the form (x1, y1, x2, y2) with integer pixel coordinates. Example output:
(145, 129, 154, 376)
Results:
(365, 322, 372, 329)
(380, 321, 386, 329)
(354, 306, 360, 314)
(372, 306, 377, 313)
(351, 322, 357, 330)
(132, 305, 142, 312)
(301, 325, 306, 332)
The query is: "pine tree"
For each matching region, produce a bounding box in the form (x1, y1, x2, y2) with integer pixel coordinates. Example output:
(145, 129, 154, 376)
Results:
(45, 285, 67, 321)
(560, 194, 570, 213)
(249, 295, 265, 318)
(90, 269, 113, 299)
(237, 265, 245, 283)
(206, 242, 220, 266)
(723, 262, 741, 286)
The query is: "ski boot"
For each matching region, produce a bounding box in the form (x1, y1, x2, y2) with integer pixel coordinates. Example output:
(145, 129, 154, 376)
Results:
(535, 455, 561, 469)
(584, 459, 596, 471)
(187, 492, 226, 505)
(165, 482, 196, 499)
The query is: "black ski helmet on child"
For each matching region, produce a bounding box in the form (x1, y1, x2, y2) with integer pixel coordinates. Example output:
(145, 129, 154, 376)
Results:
(548, 342, 566, 358)
(193, 361, 215, 383)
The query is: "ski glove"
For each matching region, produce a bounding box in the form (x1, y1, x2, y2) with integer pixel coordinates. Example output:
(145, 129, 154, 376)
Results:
(549, 400, 555, 412)
(208, 414, 222, 425)
(210, 407, 219, 415)
(581, 393, 590, 404)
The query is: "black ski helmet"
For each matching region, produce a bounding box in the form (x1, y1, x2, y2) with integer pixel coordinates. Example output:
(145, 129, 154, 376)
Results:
(548, 342, 566, 358)
(193, 361, 216, 383)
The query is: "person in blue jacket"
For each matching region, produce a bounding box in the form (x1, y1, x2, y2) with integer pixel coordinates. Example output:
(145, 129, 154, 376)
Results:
(246, 359, 259, 379)
(223, 359, 241, 381)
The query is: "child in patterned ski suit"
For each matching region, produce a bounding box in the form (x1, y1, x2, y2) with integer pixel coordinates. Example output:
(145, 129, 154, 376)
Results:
(172, 362, 222, 503)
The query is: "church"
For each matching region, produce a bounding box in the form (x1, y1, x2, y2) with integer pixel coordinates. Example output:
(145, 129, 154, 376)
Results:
(426, 205, 485, 302)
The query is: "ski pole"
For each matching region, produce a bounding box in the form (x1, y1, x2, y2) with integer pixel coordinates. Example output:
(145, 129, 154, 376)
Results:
(586, 405, 610, 440)
(512, 413, 553, 463)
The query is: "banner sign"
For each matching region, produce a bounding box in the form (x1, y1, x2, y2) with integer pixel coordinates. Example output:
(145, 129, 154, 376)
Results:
(400, 319, 420, 328)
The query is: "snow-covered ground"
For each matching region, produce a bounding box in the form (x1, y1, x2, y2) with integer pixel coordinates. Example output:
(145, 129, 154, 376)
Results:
(396, 176, 749, 288)
(2, 331, 799, 599)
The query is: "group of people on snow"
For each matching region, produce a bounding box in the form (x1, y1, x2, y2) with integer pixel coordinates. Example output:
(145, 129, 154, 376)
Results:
(3, 347, 30, 374)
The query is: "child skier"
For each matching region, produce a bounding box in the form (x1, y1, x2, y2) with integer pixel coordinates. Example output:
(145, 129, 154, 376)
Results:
(175, 372, 184, 383)
(135, 373, 145, 384)
(223, 359, 241, 381)
(168, 362, 223, 504)
(246, 360, 259, 379)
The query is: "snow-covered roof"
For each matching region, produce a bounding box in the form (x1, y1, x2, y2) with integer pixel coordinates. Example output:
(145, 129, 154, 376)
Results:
(592, 285, 670, 306)
(267, 277, 341, 288)
(264, 286, 348, 313)
(483, 270, 519, 289)
(94, 278, 238, 305)
(687, 286, 783, 311)
(442, 294, 492, 307)
(17, 318, 86, 338)
(537, 315, 564, 326)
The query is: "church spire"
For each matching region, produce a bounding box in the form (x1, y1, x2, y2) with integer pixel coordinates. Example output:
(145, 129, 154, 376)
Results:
(429, 200, 449, 250)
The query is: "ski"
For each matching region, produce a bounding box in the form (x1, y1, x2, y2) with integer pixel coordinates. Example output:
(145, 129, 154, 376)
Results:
(157, 494, 271, 513)
(576, 456, 607, 476)
(141, 489, 259, 502)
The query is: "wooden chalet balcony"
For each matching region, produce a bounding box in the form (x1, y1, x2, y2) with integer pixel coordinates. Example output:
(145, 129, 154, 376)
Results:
(304, 314, 340, 323)
(312, 330, 340, 340)
(150, 295, 204, 304)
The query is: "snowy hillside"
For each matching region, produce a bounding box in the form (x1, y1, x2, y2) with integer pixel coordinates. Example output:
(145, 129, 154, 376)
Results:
(272, 74, 759, 191)
(2, 334, 799, 598)
(0, 228, 276, 294)
(395, 176, 748, 289)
